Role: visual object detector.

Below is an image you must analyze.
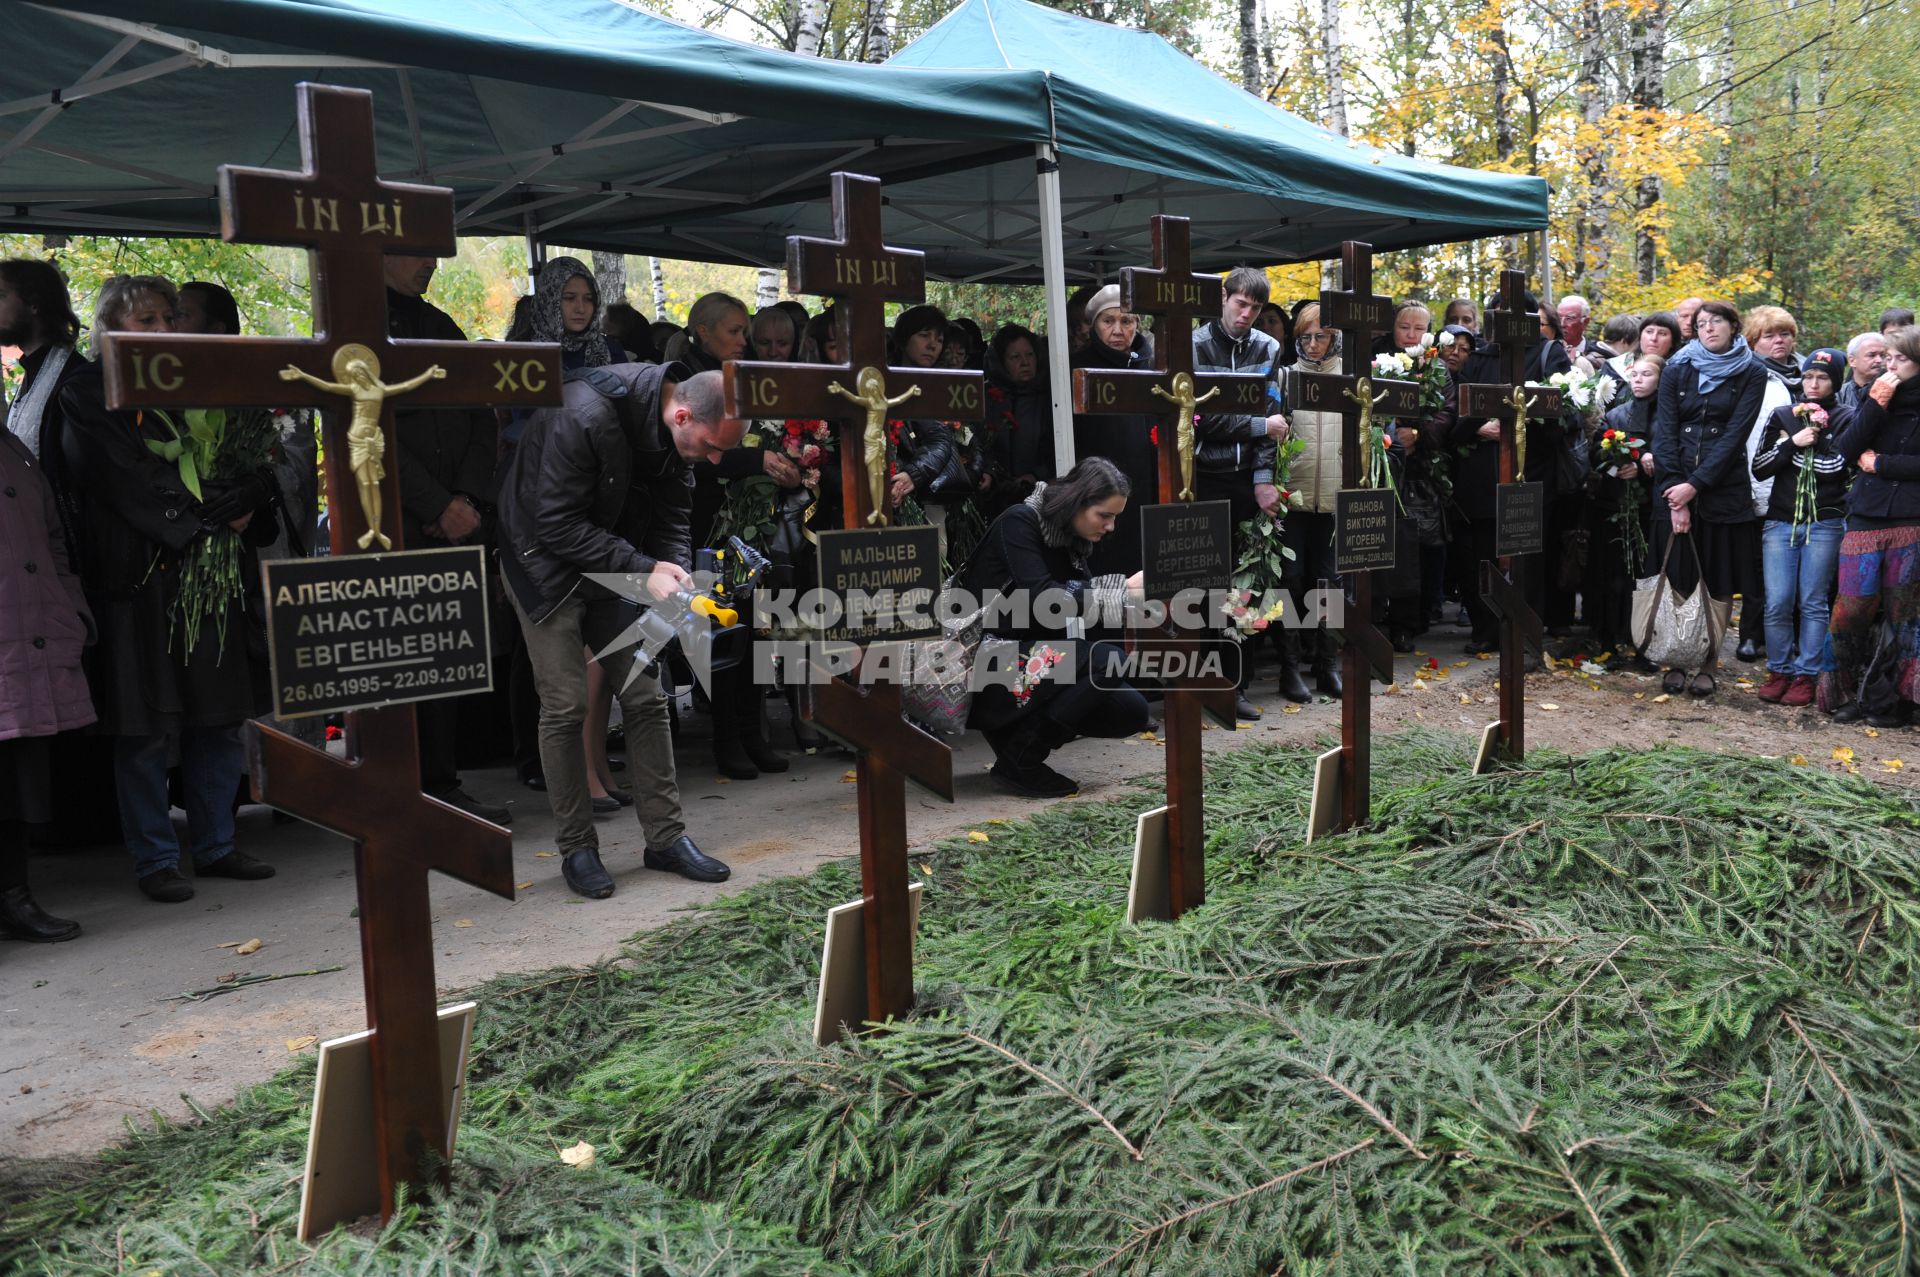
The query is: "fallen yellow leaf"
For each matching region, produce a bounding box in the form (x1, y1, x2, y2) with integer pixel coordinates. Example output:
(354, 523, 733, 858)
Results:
(534, 850, 558, 859)
(1542, 653, 1558, 669)
(1633, 692, 1646, 700)
(1833, 746, 1855, 763)
(715, 777, 732, 785)
(840, 770, 858, 783)
(1652, 693, 1672, 704)
(1884, 759, 1905, 772)
(988, 818, 1009, 826)
(286, 1035, 318, 1052)
(453, 918, 475, 929)
(515, 881, 533, 890)
(1537, 703, 1560, 711)
(558, 1140, 596, 1169)
(1411, 678, 1428, 691)
(234, 937, 263, 956)
(1459, 693, 1473, 704)
(1137, 731, 1158, 740)
(1235, 722, 1252, 730)
(1452, 660, 1470, 668)
(1282, 704, 1302, 714)
(1865, 727, 1881, 738)
(1474, 651, 1493, 661)
(1789, 754, 1808, 766)
(966, 830, 990, 843)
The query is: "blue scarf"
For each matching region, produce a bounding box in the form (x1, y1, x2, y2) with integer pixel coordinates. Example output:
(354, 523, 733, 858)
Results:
(1668, 334, 1756, 395)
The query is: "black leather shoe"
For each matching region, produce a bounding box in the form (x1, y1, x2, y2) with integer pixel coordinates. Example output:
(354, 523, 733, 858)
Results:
(1277, 665, 1312, 704)
(1833, 701, 1866, 723)
(198, 849, 276, 880)
(434, 786, 512, 825)
(590, 794, 622, 814)
(644, 835, 731, 883)
(741, 733, 790, 774)
(1736, 638, 1761, 662)
(989, 758, 1079, 798)
(1865, 706, 1912, 729)
(1314, 666, 1343, 698)
(519, 769, 547, 792)
(561, 847, 616, 899)
(138, 867, 195, 903)
(1234, 693, 1263, 720)
(1391, 632, 1417, 654)
(0, 886, 80, 942)
(713, 739, 758, 780)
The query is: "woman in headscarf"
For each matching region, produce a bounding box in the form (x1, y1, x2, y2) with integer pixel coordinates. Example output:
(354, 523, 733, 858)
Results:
(1649, 300, 1768, 698)
(1070, 285, 1157, 578)
(981, 323, 1054, 516)
(887, 304, 975, 562)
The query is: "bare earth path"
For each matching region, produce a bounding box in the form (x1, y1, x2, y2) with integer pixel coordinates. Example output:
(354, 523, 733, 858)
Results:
(4, 619, 1912, 1160)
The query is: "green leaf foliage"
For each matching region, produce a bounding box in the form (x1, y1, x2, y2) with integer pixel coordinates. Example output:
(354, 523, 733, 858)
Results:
(4, 733, 1918, 1274)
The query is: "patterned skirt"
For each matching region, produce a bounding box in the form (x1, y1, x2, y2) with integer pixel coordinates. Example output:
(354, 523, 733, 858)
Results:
(1816, 523, 1920, 713)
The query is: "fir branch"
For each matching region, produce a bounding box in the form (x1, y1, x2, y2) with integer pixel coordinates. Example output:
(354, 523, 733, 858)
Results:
(955, 1029, 1142, 1162)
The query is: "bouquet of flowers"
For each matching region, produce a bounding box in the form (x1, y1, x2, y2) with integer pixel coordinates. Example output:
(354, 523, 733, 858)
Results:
(1788, 401, 1831, 542)
(1371, 331, 1451, 412)
(142, 406, 278, 655)
(1011, 643, 1066, 705)
(777, 418, 836, 489)
(1594, 425, 1647, 478)
(1547, 368, 1618, 423)
(1593, 424, 1649, 575)
(1222, 514, 1295, 639)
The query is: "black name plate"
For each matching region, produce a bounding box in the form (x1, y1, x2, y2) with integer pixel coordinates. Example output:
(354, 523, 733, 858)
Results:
(263, 545, 491, 719)
(1495, 482, 1547, 557)
(817, 525, 942, 643)
(1140, 500, 1233, 600)
(1335, 488, 1398, 574)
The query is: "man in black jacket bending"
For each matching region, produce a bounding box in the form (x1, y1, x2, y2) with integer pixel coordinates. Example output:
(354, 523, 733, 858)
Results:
(499, 363, 743, 899)
(384, 254, 506, 823)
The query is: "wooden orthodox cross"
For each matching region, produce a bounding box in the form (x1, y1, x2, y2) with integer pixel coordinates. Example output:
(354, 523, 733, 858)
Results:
(97, 83, 561, 1219)
(1456, 268, 1563, 770)
(722, 172, 974, 1028)
(1296, 242, 1420, 839)
(1069, 215, 1265, 917)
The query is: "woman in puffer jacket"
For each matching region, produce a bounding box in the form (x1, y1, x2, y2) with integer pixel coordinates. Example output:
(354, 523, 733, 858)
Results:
(1279, 301, 1345, 695)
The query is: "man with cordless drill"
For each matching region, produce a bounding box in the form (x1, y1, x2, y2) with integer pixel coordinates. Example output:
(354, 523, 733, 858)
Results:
(498, 361, 745, 899)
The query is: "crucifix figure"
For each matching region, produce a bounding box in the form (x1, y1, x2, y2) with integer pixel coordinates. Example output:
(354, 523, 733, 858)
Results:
(1291, 241, 1422, 839)
(1070, 215, 1267, 917)
(97, 82, 561, 1222)
(723, 172, 978, 1028)
(279, 343, 447, 548)
(1456, 267, 1564, 768)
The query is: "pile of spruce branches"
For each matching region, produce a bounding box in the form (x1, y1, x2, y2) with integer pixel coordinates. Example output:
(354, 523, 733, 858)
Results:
(4, 732, 1917, 1276)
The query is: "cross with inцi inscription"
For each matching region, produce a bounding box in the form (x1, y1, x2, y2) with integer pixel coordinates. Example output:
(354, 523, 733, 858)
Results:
(1456, 267, 1564, 764)
(1300, 241, 1424, 833)
(1068, 216, 1262, 918)
(721, 171, 965, 1030)
(96, 82, 563, 1224)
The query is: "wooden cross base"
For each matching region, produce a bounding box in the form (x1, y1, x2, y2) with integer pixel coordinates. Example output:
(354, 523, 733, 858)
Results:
(805, 671, 953, 1026)
(1124, 616, 1236, 917)
(247, 707, 513, 1205)
(1476, 561, 1544, 771)
(1310, 572, 1398, 841)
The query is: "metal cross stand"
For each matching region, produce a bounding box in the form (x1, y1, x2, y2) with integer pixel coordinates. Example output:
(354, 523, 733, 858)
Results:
(1070, 215, 1265, 918)
(98, 83, 561, 1222)
(1296, 242, 1421, 840)
(722, 172, 979, 1037)
(1456, 267, 1563, 771)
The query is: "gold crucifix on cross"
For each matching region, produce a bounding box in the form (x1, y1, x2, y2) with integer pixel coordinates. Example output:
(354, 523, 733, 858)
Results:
(1148, 370, 1220, 500)
(827, 366, 922, 526)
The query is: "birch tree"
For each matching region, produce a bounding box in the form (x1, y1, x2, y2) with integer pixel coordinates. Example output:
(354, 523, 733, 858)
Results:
(1319, 0, 1348, 136)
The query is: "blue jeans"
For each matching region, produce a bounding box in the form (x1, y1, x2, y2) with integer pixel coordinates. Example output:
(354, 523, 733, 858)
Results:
(113, 724, 246, 878)
(1761, 517, 1843, 676)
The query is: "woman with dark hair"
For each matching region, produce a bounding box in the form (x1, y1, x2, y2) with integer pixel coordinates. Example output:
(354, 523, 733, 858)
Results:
(960, 457, 1148, 796)
(602, 302, 657, 363)
(1823, 325, 1920, 724)
(981, 323, 1053, 514)
(1255, 302, 1293, 369)
(1070, 285, 1157, 577)
(799, 306, 840, 365)
(1585, 353, 1662, 662)
(888, 304, 974, 560)
(1637, 312, 1683, 361)
(1649, 299, 1769, 698)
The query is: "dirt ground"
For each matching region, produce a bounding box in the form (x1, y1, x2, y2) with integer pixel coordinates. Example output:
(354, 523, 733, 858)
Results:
(3, 614, 1913, 1162)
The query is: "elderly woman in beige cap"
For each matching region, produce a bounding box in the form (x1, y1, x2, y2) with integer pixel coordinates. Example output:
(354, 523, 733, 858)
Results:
(1069, 284, 1158, 575)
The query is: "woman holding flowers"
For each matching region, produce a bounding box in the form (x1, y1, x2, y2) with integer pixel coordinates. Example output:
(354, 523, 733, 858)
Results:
(1751, 348, 1852, 708)
(1823, 326, 1920, 725)
(1586, 355, 1661, 662)
(57, 275, 279, 902)
(1371, 302, 1447, 649)
(1649, 300, 1768, 698)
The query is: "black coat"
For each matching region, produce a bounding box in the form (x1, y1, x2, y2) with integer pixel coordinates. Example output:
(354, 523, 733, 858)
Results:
(1192, 318, 1279, 481)
(21, 344, 93, 577)
(1834, 374, 1920, 525)
(982, 357, 1055, 490)
(498, 361, 694, 623)
(1651, 358, 1768, 525)
(55, 362, 274, 734)
(385, 288, 498, 546)
(958, 498, 1120, 647)
(1071, 333, 1158, 577)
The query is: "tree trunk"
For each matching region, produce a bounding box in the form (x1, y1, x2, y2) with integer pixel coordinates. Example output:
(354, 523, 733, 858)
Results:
(1320, 0, 1348, 136)
(1708, 5, 1735, 274)
(649, 257, 669, 318)
(1630, 0, 1668, 285)
(1239, 0, 1262, 92)
(755, 268, 782, 310)
(863, 0, 894, 62)
(591, 251, 627, 309)
(794, 0, 827, 57)
(1573, 0, 1611, 293)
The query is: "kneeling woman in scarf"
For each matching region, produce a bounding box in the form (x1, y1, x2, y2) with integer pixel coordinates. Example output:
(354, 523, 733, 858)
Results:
(961, 458, 1149, 798)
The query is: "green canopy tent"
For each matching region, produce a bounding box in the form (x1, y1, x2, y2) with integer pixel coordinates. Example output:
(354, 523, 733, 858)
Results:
(3, 0, 1547, 466)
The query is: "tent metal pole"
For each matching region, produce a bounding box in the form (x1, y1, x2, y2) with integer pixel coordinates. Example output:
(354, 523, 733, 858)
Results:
(1540, 229, 1555, 305)
(1036, 143, 1075, 475)
(525, 210, 545, 289)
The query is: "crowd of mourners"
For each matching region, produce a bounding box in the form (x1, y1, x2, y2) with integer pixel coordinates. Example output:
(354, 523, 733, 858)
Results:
(1, 248, 1915, 933)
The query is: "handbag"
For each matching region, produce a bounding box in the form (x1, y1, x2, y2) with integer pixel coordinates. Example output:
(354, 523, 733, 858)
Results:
(1553, 413, 1591, 495)
(1633, 532, 1732, 669)
(901, 576, 1016, 736)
